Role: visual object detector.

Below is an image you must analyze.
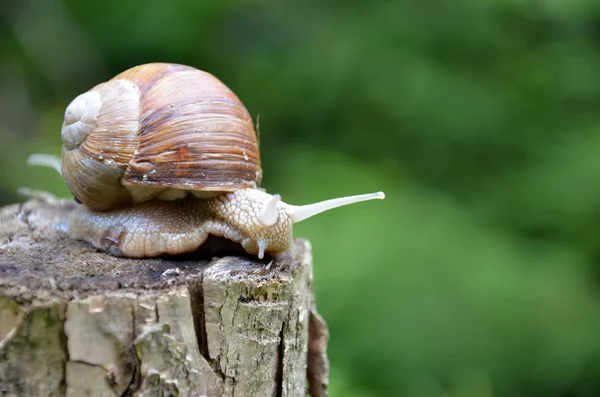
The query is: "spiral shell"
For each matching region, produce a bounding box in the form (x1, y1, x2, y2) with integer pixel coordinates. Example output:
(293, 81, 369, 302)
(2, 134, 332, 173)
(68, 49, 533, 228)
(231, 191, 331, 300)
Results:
(60, 63, 262, 211)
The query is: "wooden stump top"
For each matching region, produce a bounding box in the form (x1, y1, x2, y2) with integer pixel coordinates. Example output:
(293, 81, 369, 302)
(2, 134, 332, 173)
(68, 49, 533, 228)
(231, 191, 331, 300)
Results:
(0, 198, 304, 301)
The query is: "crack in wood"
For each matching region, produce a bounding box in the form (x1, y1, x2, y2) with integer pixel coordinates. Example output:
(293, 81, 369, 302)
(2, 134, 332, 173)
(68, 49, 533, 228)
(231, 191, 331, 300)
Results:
(191, 276, 209, 361)
(276, 321, 285, 397)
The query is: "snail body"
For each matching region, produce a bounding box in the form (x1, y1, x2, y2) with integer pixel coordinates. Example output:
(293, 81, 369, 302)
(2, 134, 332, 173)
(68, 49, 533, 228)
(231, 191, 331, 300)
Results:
(28, 63, 384, 259)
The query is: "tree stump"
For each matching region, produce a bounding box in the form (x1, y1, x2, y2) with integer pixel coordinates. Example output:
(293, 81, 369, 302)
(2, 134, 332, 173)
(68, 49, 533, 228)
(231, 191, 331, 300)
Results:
(0, 196, 329, 397)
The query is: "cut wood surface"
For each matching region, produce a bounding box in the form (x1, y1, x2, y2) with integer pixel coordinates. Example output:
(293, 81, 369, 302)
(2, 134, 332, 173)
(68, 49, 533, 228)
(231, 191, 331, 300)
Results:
(0, 197, 329, 397)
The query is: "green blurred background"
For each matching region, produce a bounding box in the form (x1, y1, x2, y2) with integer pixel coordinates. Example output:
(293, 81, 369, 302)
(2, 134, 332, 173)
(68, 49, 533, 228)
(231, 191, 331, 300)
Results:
(2, 0, 600, 396)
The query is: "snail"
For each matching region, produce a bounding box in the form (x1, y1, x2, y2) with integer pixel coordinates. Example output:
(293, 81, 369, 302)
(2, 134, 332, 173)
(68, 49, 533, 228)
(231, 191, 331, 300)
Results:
(28, 63, 384, 259)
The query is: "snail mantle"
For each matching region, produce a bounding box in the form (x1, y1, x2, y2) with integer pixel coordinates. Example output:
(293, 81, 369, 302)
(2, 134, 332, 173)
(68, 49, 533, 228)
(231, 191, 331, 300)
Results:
(0, 197, 329, 397)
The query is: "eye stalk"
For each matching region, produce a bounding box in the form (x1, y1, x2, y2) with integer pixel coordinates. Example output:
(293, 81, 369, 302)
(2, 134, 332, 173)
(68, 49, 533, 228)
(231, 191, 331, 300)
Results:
(283, 191, 385, 223)
(258, 190, 386, 228)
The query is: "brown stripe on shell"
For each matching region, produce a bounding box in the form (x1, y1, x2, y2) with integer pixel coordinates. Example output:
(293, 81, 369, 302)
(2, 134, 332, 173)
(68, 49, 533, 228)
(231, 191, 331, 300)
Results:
(122, 66, 262, 191)
(111, 63, 195, 97)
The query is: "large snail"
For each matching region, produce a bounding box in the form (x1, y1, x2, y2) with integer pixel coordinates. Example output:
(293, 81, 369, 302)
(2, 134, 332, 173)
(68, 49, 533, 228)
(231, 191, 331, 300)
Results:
(28, 63, 384, 259)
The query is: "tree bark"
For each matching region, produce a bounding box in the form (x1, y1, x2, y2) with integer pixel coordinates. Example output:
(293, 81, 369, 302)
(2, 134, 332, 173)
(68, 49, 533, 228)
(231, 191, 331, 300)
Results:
(0, 196, 329, 397)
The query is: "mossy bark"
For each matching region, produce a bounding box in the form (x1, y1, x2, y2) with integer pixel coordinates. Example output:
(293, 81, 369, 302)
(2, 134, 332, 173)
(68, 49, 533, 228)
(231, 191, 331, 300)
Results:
(0, 197, 329, 397)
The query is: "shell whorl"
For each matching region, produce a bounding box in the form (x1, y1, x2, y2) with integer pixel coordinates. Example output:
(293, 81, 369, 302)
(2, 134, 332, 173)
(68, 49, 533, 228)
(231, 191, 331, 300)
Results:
(61, 78, 141, 211)
(61, 91, 102, 150)
(59, 63, 262, 212)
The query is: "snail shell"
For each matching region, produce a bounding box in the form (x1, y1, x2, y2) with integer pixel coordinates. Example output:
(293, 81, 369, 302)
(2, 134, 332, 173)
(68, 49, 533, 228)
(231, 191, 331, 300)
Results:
(61, 63, 262, 211)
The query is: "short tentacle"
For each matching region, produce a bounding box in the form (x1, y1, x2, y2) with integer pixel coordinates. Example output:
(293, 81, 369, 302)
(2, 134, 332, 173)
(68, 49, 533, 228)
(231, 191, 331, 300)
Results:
(258, 194, 280, 226)
(285, 191, 385, 223)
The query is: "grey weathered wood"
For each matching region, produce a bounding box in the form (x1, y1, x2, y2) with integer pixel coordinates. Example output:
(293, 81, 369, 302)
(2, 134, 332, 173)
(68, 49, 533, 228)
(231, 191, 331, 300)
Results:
(0, 197, 329, 397)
